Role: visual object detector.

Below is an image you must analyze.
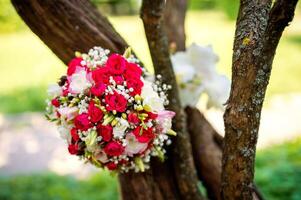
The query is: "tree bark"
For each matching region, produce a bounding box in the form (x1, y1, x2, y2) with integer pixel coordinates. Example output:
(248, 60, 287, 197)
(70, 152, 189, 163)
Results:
(11, 0, 128, 65)
(222, 0, 299, 199)
(164, 0, 187, 51)
(141, 1, 204, 199)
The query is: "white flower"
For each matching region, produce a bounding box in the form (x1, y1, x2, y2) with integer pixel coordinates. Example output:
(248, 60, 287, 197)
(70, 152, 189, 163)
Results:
(179, 83, 205, 107)
(47, 84, 62, 97)
(58, 106, 78, 121)
(69, 69, 92, 94)
(141, 80, 164, 112)
(113, 118, 129, 138)
(203, 74, 230, 109)
(57, 125, 71, 144)
(171, 54, 196, 83)
(171, 43, 230, 109)
(124, 133, 148, 157)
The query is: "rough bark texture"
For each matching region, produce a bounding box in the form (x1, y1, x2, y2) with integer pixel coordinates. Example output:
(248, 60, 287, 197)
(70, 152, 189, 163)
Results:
(11, 0, 128, 65)
(222, 0, 299, 199)
(141, 1, 204, 200)
(186, 107, 222, 200)
(164, 0, 187, 51)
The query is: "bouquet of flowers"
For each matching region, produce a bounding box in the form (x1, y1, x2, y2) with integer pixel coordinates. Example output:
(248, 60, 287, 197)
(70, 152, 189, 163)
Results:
(46, 47, 176, 173)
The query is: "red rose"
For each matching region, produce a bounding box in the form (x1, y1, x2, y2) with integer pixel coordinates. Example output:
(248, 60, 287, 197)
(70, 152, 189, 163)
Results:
(128, 113, 140, 125)
(67, 57, 84, 76)
(97, 125, 113, 142)
(90, 83, 106, 96)
(113, 75, 124, 85)
(106, 162, 118, 170)
(51, 98, 60, 107)
(70, 128, 80, 142)
(146, 112, 158, 121)
(106, 54, 126, 75)
(92, 66, 110, 84)
(133, 127, 155, 143)
(74, 113, 91, 131)
(105, 92, 127, 112)
(127, 77, 143, 96)
(88, 101, 104, 123)
(104, 141, 124, 156)
(68, 144, 79, 155)
(124, 62, 142, 80)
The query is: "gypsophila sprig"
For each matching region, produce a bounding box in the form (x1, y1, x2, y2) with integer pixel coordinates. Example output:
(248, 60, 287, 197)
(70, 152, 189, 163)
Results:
(45, 46, 176, 173)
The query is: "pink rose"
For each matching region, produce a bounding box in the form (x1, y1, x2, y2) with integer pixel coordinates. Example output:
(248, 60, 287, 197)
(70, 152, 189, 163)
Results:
(128, 113, 140, 125)
(88, 101, 104, 123)
(90, 83, 106, 96)
(67, 57, 84, 76)
(92, 66, 110, 84)
(70, 128, 80, 142)
(58, 107, 78, 121)
(51, 98, 60, 107)
(124, 62, 142, 80)
(107, 54, 127, 75)
(97, 125, 113, 142)
(127, 77, 143, 96)
(113, 75, 124, 85)
(68, 144, 79, 155)
(133, 126, 155, 143)
(104, 141, 124, 156)
(105, 92, 128, 112)
(74, 113, 91, 131)
(124, 133, 148, 156)
(106, 162, 118, 170)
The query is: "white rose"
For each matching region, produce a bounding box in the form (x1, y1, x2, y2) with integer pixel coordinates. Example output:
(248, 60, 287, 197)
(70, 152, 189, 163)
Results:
(113, 118, 129, 138)
(141, 80, 164, 112)
(69, 69, 92, 94)
(124, 133, 148, 157)
(47, 84, 62, 97)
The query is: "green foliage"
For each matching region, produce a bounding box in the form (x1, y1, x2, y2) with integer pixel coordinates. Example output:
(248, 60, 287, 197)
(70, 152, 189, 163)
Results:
(255, 139, 301, 200)
(0, 139, 300, 199)
(0, 86, 46, 113)
(0, 172, 118, 200)
(188, 0, 239, 20)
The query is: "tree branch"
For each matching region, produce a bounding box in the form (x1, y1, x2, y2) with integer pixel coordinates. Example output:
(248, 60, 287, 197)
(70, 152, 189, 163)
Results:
(163, 0, 187, 51)
(140, 1, 204, 199)
(222, 0, 298, 199)
(11, 0, 128, 65)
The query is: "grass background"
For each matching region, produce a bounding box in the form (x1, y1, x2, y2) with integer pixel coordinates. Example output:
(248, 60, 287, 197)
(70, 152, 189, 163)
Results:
(0, 139, 300, 200)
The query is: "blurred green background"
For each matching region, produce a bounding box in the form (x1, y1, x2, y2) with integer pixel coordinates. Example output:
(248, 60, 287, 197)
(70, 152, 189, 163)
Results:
(0, 0, 300, 199)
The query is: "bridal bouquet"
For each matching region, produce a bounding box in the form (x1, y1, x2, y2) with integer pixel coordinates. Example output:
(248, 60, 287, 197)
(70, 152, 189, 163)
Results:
(46, 47, 176, 172)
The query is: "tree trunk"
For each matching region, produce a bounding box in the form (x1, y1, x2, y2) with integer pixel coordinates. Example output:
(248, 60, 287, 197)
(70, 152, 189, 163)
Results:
(164, 0, 187, 51)
(222, 0, 299, 199)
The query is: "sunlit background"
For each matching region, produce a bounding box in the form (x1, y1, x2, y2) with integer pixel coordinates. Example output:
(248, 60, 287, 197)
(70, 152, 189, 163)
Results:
(0, 0, 301, 199)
